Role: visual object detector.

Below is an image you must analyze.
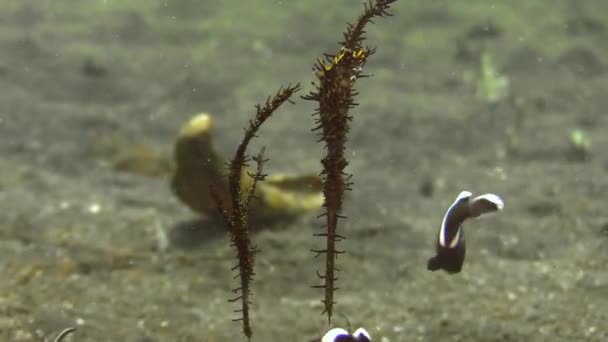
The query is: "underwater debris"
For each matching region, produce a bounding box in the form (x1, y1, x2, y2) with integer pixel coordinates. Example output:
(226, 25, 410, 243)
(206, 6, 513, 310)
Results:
(476, 52, 509, 104)
(303, 0, 397, 323)
(211, 84, 301, 340)
(427, 190, 504, 274)
(171, 112, 323, 222)
(49, 327, 76, 342)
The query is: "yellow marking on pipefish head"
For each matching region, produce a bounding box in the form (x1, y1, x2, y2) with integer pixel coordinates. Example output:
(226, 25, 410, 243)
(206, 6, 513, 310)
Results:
(332, 50, 346, 65)
(319, 48, 367, 73)
(352, 49, 366, 59)
(317, 58, 331, 72)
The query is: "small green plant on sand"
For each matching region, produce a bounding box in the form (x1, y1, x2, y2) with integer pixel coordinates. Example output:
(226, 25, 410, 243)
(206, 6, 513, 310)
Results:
(473, 52, 525, 159)
(476, 52, 509, 104)
(568, 129, 592, 161)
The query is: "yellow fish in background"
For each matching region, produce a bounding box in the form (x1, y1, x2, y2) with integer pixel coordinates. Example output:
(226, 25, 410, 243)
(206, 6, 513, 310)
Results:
(171, 113, 324, 222)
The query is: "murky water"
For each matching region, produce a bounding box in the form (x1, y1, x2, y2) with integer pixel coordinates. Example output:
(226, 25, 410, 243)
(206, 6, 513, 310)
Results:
(1, 1, 607, 341)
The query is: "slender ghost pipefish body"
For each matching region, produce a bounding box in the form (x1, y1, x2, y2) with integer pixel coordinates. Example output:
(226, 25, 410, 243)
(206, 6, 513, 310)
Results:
(427, 190, 504, 274)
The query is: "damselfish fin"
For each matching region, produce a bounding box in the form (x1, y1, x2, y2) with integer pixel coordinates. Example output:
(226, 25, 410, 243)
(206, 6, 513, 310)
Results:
(427, 256, 441, 271)
(427, 238, 466, 274)
(352, 328, 372, 342)
(427, 254, 463, 274)
(469, 193, 504, 218)
(427, 254, 464, 273)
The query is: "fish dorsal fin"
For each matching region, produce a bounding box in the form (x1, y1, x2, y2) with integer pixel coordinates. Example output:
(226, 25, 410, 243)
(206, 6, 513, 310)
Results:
(352, 328, 372, 341)
(469, 193, 504, 218)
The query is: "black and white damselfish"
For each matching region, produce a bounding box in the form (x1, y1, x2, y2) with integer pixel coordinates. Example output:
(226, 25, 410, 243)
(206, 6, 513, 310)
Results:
(319, 327, 372, 342)
(427, 190, 504, 274)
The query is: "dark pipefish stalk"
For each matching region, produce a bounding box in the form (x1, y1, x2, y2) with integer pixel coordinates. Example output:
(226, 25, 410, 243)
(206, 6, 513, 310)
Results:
(213, 84, 301, 340)
(303, 0, 397, 324)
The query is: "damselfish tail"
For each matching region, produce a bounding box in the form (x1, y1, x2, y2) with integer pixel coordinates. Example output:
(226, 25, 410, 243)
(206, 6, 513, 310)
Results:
(427, 256, 440, 271)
